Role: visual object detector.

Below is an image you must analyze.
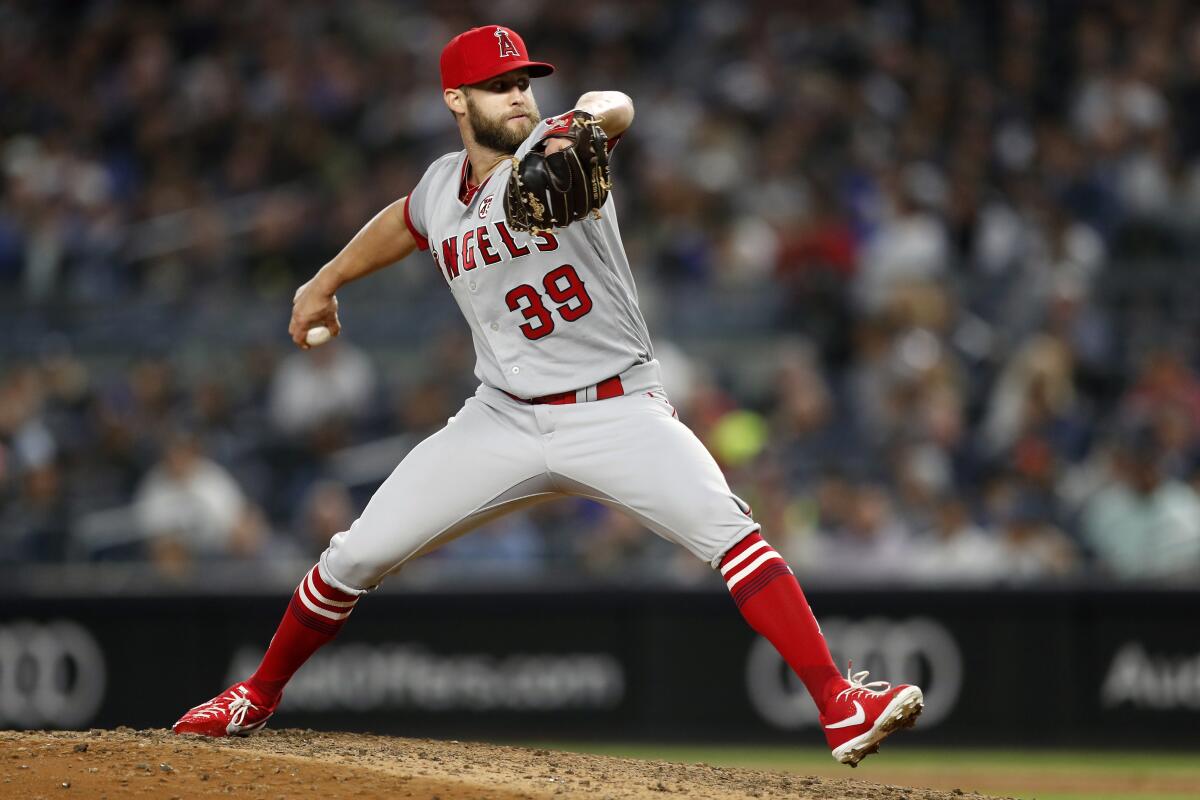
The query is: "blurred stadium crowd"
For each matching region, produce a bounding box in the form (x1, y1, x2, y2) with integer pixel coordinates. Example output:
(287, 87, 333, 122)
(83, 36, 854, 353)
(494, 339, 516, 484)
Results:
(4, 0, 1200, 588)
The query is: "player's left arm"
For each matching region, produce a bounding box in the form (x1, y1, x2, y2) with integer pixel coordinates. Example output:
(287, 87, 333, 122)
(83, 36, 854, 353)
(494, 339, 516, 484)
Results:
(543, 91, 633, 154)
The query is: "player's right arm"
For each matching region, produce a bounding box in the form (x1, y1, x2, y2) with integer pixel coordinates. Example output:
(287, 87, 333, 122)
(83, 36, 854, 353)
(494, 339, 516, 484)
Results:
(289, 196, 419, 349)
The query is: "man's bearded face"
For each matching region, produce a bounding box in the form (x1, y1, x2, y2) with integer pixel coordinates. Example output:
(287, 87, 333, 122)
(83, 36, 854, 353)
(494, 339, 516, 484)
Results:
(466, 91, 540, 154)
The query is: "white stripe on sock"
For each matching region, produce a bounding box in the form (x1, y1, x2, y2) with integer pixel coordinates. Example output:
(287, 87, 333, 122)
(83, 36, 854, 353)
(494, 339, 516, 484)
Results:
(720, 539, 769, 576)
(305, 568, 357, 607)
(725, 550, 783, 591)
(298, 582, 355, 620)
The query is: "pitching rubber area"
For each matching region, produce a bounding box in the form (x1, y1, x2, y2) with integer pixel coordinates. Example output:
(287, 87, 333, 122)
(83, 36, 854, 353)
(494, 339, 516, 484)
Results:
(831, 686, 926, 768)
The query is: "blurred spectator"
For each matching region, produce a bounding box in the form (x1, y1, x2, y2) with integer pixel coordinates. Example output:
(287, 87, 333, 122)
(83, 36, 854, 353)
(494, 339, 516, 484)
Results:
(1082, 427, 1200, 582)
(854, 175, 949, 314)
(576, 503, 696, 582)
(982, 334, 1090, 462)
(993, 491, 1078, 582)
(0, 460, 71, 562)
(770, 341, 853, 484)
(804, 484, 912, 584)
(434, 513, 549, 579)
(579, 504, 660, 578)
(268, 340, 377, 436)
(134, 432, 268, 574)
(0, 365, 56, 473)
(1121, 350, 1200, 431)
(295, 479, 356, 556)
(891, 441, 954, 535)
(911, 496, 1006, 586)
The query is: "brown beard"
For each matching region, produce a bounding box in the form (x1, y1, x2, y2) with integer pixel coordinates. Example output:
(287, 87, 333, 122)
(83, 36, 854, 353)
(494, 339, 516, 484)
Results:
(466, 94, 540, 154)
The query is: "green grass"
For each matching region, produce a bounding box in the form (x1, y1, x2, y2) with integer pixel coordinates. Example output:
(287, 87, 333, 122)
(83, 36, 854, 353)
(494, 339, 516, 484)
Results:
(525, 743, 1200, 800)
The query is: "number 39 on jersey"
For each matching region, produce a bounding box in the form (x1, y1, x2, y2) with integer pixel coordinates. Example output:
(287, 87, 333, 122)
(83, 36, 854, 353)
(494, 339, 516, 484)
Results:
(506, 264, 593, 340)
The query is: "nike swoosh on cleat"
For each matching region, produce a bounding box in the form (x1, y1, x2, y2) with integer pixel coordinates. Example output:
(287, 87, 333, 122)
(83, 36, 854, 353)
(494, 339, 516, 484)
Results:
(825, 700, 865, 729)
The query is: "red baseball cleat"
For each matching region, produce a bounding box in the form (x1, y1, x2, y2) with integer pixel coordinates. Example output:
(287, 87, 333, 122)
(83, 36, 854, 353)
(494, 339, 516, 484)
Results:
(172, 683, 277, 737)
(820, 664, 924, 767)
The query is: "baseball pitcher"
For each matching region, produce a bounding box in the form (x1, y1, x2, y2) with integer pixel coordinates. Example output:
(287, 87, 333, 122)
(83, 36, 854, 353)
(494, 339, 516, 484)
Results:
(172, 25, 923, 767)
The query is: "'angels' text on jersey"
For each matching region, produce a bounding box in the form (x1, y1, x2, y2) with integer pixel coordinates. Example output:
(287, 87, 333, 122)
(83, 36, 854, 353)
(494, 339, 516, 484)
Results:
(404, 115, 652, 399)
(432, 223, 559, 282)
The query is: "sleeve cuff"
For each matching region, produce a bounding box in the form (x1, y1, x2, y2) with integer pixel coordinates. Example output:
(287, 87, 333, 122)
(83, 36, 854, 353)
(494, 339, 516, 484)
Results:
(540, 109, 624, 153)
(540, 110, 580, 142)
(403, 196, 429, 251)
(542, 110, 623, 153)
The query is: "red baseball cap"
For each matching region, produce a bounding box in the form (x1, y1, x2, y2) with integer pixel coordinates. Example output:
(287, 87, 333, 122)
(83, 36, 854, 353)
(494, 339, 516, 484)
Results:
(440, 25, 554, 90)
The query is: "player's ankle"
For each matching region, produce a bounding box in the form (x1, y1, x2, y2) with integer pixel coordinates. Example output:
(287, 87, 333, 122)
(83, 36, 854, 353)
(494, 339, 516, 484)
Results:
(244, 678, 283, 706)
(818, 673, 846, 708)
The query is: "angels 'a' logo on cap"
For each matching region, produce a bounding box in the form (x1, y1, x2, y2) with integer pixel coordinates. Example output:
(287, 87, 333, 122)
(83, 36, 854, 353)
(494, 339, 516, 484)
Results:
(495, 27, 520, 58)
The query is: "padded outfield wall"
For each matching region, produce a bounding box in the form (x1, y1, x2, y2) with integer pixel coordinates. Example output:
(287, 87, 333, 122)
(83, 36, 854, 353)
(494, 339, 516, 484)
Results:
(1, 588, 1197, 746)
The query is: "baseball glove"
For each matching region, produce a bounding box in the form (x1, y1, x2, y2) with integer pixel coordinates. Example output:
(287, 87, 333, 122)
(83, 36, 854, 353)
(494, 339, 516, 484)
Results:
(504, 111, 612, 234)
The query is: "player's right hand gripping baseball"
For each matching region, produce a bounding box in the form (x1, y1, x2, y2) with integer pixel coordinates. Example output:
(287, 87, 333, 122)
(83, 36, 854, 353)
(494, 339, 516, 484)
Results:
(289, 275, 341, 350)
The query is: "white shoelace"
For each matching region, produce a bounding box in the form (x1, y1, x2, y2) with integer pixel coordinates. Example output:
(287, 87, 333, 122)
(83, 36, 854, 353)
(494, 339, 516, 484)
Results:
(227, 694, 255, 727)
(834, 661, 891, 702)
(190, 686, 256, 723)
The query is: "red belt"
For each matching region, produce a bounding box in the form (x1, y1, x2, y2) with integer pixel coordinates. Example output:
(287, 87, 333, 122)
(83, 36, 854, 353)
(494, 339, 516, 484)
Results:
(504, 375, 625, 405)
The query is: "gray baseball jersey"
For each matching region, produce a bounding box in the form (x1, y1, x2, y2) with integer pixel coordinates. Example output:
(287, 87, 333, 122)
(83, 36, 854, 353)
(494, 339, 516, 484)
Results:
(318, 111, 760, 594)
(403, 113, 653, 398)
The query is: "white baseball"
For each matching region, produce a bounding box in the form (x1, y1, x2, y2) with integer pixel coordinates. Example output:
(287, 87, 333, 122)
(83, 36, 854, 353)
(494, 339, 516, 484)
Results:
(306, 326, 332, 347)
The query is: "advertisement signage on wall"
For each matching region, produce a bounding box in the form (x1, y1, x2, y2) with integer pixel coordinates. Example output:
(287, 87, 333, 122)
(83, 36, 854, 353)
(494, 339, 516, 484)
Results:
(2, 588, 1198, 746)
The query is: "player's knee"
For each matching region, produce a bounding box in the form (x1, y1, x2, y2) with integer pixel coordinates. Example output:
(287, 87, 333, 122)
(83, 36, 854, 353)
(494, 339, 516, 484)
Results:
(321, 549, 384, 592)
(321, 531, 387, 592)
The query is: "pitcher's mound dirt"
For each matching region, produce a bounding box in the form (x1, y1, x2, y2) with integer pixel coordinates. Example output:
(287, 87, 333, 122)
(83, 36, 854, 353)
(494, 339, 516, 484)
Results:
(1, 728, 1009, 799)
